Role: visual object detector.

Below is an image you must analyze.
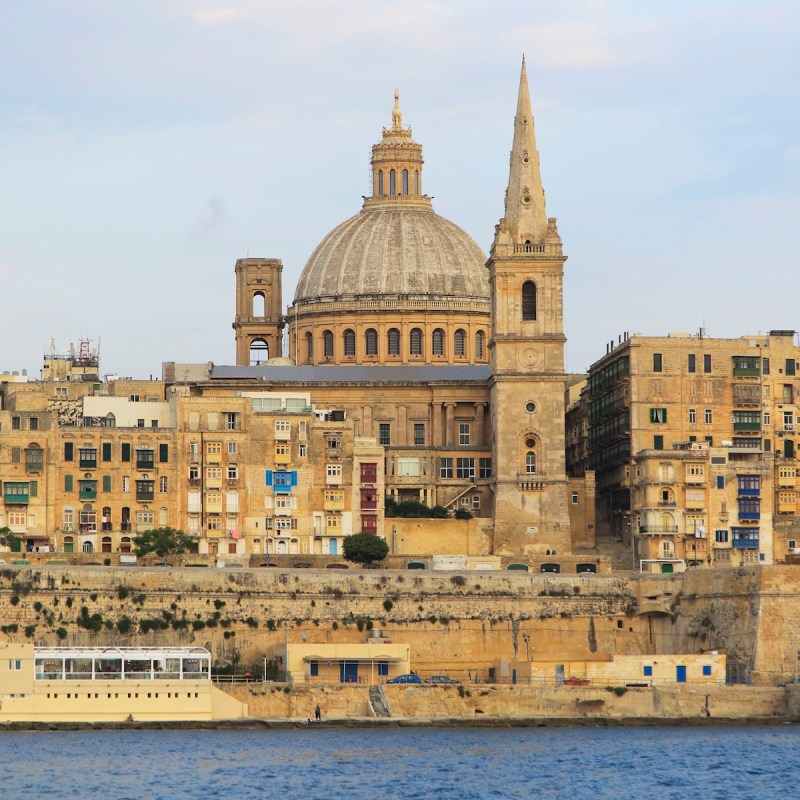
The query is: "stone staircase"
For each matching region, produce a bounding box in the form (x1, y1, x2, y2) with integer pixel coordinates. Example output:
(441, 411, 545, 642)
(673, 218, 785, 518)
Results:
(369, 685, 391, 718)
(597, 536, 635, 572)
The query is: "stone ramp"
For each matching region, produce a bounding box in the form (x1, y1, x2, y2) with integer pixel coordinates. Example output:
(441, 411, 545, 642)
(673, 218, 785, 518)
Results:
(369, 685, 391, 718)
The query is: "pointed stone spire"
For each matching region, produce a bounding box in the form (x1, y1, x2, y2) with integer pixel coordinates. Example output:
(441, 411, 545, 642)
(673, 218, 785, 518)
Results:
(499, 57, 548, 244)
(391, 88, 403, 131)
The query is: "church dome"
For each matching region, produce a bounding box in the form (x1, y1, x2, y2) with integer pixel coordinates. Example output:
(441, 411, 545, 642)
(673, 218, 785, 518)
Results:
(293, 205, 488, 302)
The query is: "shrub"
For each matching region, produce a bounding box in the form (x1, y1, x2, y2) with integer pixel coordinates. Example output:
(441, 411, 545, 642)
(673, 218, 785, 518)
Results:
(33, 601, 43, 613)
(10, 595, 20, 606)
(56, 627, 68, 640)
(117, 617, 133, 635)
(24, 625, 36, 638)
(117, 585, 130, 600)
(65, 597, 73, 608)
(383, 599, 393, 612)
(454, 508, 472, 520)
(214, 599, 226, 610)
(266, 619, 277, 631)
(192, 620, 206, 631)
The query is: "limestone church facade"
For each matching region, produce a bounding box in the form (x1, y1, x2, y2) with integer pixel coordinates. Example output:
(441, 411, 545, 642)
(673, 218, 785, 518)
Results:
(223, 60, 594, 558)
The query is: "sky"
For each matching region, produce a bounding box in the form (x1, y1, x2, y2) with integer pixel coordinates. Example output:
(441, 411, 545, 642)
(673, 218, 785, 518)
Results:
(1, 0, 799, 379)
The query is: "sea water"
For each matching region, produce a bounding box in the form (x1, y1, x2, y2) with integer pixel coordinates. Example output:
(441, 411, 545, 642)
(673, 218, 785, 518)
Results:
(0, 725, 797, 799)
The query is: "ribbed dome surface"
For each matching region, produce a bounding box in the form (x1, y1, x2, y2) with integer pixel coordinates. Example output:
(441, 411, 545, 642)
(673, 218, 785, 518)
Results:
(293, 206, 488, 302)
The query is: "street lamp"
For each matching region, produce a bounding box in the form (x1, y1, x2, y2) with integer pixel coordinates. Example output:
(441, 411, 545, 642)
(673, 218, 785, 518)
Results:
(523, 634, 531, 661)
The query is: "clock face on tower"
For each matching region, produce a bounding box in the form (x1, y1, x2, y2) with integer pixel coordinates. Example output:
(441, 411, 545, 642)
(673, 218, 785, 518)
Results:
(518, 346, 541, 369)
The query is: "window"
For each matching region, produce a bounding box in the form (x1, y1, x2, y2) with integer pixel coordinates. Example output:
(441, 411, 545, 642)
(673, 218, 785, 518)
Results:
(79, 448, 97, 468)
(137, 419, 145, 428)
(715, 530, 729, 543)
(136, 480, 155, 500)
(522, 281, 537, 320)
(784, 411, 794, 431)
(64, 475, 73, 492)
(459, 423, 471, 446)
(472, 495, 480, 511)
(299, 443, 307, 458)
(305, 332, 313, 361)
(432, 329, 445, 356)
(11, 416, 20, 430)
(454, 330, 466, 357)
(365, 329, 378, 356)
(378, 170, 384, 195)
(402, 169, 408, 195)
(650, 408, 667, 424)
(224, 413, 239, 431)
(689, 408, 697, 425)
(102, 442, 112, 462)
(475, 331, 485, 360)
(654, 435, 664, 450)
(387, 328, 400, 356)
(228, 442, 237, 455)
(227, 465, 238, 480)
(572, 493, 579, 505)
(716, 475, 725, 489)
(122, 476, 130, 493)
(64, 442, 74, 462)
(160, 476, 168, 493)
(456, 458, 475, 480)
(310, 661, 318, 677)
(702, 665, 712, 677)
(763, 358, 770, 375)
(439, 457, 453, 479)
(479, 458, 492, 478)
(379, 424, 390, 446)
(343, 329, 356, 356)
(136, 448, 154, 469)
(413, 424, 425, 446)
(525, 452, 536, 474)
(102, 475, 111, 492)
(159, 443, 169, 462)
(764, 412, 771, 426)
(703, 354, 712, 373)
(704, 409, 712, 424)
(409, 328, 423, 356)
(397, 458, 420, 477)
(323, 331, 334, 358)
(643, 665, 653, 677)
(29, 417, 38, 431)
(121, 443, 131, 462)
(653, 353, 663, 372)
(687, 354, 696, 373)
(786, 359, 796, 377)
(389, 168, 396, 195)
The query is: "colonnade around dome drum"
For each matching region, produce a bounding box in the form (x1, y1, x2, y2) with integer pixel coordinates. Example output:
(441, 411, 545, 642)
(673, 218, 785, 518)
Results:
(288, 304, 491, 366)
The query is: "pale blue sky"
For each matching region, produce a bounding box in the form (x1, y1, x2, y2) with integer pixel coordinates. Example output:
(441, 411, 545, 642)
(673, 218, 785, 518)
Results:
(1, 1, 798, 378)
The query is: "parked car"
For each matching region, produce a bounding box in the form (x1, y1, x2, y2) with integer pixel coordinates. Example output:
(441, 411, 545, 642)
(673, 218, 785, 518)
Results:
(386, 673, 421, 684)
(424, 675, 460, 685)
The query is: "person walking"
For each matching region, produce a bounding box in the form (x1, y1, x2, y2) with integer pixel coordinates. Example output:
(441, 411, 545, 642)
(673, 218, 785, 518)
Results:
(315, 704, 321, 721)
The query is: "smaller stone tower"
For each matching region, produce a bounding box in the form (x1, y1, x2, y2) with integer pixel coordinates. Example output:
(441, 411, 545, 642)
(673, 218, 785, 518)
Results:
(233, 258, 284, 365)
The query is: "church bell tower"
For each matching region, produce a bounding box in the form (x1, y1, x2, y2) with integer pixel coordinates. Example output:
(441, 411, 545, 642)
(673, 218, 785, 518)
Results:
(488, 59, 571, 556)
(233, 258, 284, 365)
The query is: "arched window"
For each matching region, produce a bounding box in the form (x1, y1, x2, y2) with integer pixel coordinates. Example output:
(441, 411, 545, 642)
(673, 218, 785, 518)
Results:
(102, 536, 112, 553)
(454, 329, 466, 358)
(249, 338, 269, 365)
(389, 169, 396, 196)
(414, 170, 419, 195)
(387, 328, 401, 356)
(432, 328, 445, 356)
(410, 328, 423, 355)
(522, 281, 537, 321)
(82, 541, 94, 553)
(343, 329, 356, 357)
(525, 451, 536, 474)
(365, 328, 378, 356)
(524, 239, 533, 253)
(402, 169, 409, 195)
(475, 330, 485, 360)
(305, 332, 314, 362)
(323, 330, 334, 358)
(251, 291, 265, 317)
(378, 170, 384, 196)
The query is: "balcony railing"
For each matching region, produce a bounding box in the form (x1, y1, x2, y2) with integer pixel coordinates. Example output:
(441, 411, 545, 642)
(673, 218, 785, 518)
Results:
(121, 522, 132, 532)
(732, 537, 759, 549)
(136, 491, 155, 501)
(638, 526, 679, 534)
(738, 511, 761, 521)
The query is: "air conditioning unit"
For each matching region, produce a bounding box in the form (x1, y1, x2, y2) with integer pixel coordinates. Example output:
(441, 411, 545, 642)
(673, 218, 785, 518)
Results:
(721, 440, 733, 447)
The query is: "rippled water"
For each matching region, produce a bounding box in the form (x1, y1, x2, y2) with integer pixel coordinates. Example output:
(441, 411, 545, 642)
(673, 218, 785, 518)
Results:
(1, 725, 798, 799)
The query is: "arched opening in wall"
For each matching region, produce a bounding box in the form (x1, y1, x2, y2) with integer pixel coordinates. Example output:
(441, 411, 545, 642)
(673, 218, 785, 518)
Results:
(249, 338, 269, 366)
(432, 328, 445, 356)
(409, 328, 423, 356)
(276, 539, 288, 554)
(660, 540, 675, 559)
(389, 169, 396, 196)
(102, 506, 112, 532)
(660, 488, 674, 506)
(343, 329, 356, 357)
(305, 332, 314, 362)
(378, 170, 384, 195)
(660, 513, 675, 533)
(63, 536, 74, 554)
(414, 170, 420, 195)
(402, 169, 409, 195)
(387, 328, 401, 356)
(290, 537, 299, 555)
(524, 435, 538, 474)
(323, 330, 334, 358)
(522, 281, 537, 321)
(251, 291, 266, 317)
(101, 536, 112, 553)
(120, 536, 132, 554)
(121, 507, 131, 533)
(82, 541, 94, 553)
(524, 239, 533, 253)
(365, 328, 378, 356)
(454, 329, 466, 358)
(475, 330, 485, 360)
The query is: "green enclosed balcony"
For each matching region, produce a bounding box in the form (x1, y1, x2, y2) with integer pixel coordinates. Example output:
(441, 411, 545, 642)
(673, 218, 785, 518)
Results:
(732, 357, 760, 377)
(78, 481, 97, 500)
(3, 482, 29, 505)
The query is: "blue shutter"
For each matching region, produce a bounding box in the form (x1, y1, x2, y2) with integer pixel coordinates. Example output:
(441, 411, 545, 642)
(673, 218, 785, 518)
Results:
(290, 471, 298, 486)
(265, 470, 273, 486)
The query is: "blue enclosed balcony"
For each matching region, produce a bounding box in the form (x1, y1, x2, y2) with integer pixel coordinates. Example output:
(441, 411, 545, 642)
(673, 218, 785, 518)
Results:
(732, 536, 759, 549)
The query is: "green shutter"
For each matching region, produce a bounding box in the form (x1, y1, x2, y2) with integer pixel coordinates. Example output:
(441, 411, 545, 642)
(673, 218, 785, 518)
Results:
(102, 475, 112, 492)
(159, 443, 169, 463)
(29, 481, 37, 497)
(65, 475, 73, 492)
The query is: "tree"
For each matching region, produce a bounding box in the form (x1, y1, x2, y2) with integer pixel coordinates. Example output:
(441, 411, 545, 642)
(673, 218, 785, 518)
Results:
(343, 533, 389, 566)
(0, 526, 21, 552)
(133, 527, 194, 560)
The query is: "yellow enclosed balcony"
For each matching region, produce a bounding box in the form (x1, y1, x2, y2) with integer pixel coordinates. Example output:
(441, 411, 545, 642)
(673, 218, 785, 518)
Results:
(324, 491, 345, 511)
(274, 445, 291, 465)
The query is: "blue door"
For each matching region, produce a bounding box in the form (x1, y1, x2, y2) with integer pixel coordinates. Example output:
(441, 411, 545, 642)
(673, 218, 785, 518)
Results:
(340, 661, 358, 683)
(329, 539, 338, 555)
(676, 665, 687, 683)
(512, 669, 517, 685)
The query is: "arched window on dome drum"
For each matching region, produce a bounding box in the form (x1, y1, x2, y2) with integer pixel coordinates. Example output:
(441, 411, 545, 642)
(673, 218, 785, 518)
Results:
(343, 329, 356, 357)
(365, 328, 378, 356)
(389, 169, 396, 196)
(249, 338, 268, 366)
(522, 281, 537, 321)
(387, 328, 401, 356)
(305, 332, 313, 362)
(432, 328, 445, 356)
(525, 451, 536, 474)
(402, 169, 409, 195)
(323, 330, 334, 358)
(454, 329, 466, 358)
(378, 170, 384, 196)
(414, 170, 419, 195)
(475, 330, 485, 360)
(410, 328, 423, 356)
